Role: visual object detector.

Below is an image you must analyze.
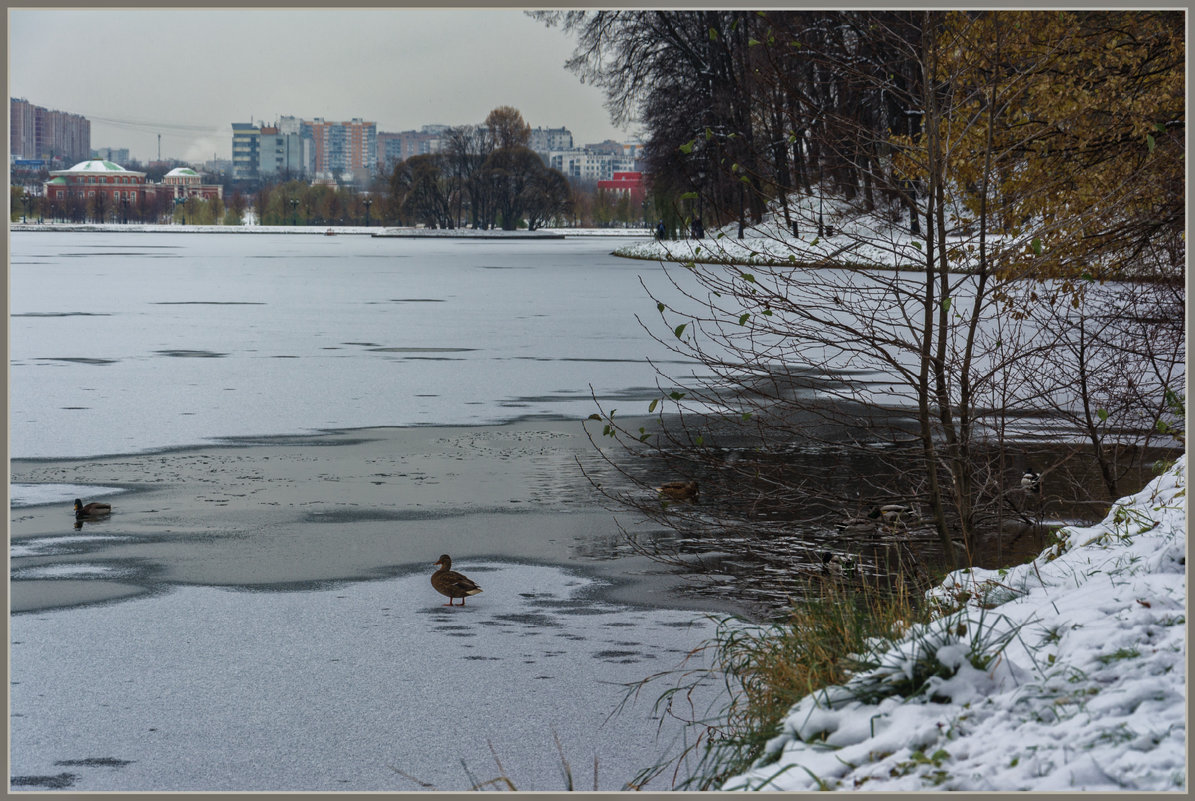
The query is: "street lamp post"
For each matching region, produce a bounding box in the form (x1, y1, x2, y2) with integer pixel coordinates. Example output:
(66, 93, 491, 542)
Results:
(22, 192, 32, 223)
(175, 195, 186, 225)
(289, 198, 299, 226)
(363, 197, 372, 227)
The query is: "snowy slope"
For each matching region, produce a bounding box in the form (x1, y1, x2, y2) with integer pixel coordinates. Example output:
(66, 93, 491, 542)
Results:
(722, 456, 1186, 792)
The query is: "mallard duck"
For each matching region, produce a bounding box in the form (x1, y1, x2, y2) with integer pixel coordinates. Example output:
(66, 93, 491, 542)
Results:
(73, 498, 111, 519)
(431, 554, 483, 606)
(869, 504, 917, 526)
(835, 516, 877, 535)
(657, 480, 699, 501)
(1021, 469, 1041, 494)
(818, 551, 857, 575)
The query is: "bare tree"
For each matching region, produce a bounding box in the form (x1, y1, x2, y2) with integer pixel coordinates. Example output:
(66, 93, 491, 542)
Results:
(576, 10, 1183, 603)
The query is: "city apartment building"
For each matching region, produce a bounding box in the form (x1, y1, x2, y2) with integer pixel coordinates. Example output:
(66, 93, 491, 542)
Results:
(232, 116, 310, 182)
(530, 126, 573, 154)
(376, 125, 448, 173)
(258, 125, 306, 178)
(303, 117, 377, 182)
(547, 147, 638, 182)
(92, 146, 130, 164)
(11, 98, 91, 164)
(232, 116, 376, 183)
(231, 122, 261, 181)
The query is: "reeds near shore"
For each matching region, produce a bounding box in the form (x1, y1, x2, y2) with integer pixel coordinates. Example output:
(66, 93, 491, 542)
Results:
(622, 571, 930, 790)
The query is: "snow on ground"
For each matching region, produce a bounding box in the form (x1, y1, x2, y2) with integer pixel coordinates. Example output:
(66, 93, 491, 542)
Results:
(722, 456, 1187, 792)
(10, 562, 724, 792)
(621, 194, 930, 270)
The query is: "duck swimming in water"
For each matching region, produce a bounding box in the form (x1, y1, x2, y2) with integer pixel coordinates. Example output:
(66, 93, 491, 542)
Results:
(431, 554, 483, 607)
(74, 498, 112, 519)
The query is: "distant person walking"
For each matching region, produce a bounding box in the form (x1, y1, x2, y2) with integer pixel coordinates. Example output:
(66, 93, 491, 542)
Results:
(691, 217, 704, 239)
(656, 220, 666, 241)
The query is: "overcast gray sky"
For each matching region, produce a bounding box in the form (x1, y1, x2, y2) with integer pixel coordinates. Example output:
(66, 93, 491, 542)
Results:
(9, 8, 634, 164)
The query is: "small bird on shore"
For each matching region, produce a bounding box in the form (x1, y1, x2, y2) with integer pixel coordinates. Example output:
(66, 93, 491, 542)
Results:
(657, 480, 699, 502)
(431, 554, 483, 607)
(1021, 469, 1041, 494)
(73, 498, 112, 519)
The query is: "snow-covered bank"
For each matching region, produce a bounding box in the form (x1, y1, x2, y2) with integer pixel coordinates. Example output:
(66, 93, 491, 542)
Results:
(617, 194, 929, 269)
(722, 456, 1187, 792)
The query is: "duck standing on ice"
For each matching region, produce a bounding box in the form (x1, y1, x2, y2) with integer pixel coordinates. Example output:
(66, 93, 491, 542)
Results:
(431, 554, 483, 607)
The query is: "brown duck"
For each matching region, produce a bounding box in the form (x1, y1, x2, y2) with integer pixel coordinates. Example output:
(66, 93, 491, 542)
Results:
(431, 554, 483, 606)
(657, 480, 699, 502)
(74, 498, 112, 519)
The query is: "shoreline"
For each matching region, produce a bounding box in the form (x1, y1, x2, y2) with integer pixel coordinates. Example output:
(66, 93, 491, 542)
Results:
(10, 222, 653, 238)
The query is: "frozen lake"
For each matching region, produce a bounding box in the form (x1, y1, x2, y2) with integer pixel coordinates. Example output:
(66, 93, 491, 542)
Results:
(9, 231, 733, 792)
(10, 231, 697, 460)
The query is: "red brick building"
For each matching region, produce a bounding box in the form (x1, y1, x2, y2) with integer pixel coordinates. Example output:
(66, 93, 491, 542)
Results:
(596, 171, 646, 207)
(162, 167, 223, 200)
(45, 159, 148, 205)
(44, 160, 222, 222)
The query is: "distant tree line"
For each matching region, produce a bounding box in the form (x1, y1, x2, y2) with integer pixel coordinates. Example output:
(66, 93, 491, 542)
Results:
(383, 106, 573, 230)
(536, 9, 1184, 274)
(251, 181, 380, 227)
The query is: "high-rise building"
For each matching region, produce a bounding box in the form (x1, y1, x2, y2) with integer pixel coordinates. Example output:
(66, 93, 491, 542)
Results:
(92, 147, 130, 164)
(530, 126, 573, 154)
(11, 98, 91, 163)
(257, 126, 305, 178)
(231, 122, 261, 181)
(302, 117, 377, 182)
(376, 127, 447, 171)
(231, 117, 311, 182)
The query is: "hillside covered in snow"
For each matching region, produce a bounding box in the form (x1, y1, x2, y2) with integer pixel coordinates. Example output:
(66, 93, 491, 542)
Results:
(721, 456, 1186, 792)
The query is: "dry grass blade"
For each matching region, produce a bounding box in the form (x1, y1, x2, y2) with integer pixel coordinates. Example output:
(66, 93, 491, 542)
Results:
(387, 764, 437, 789)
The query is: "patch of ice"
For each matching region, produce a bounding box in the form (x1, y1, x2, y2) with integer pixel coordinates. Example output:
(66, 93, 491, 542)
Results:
(10, 483, 125, 508)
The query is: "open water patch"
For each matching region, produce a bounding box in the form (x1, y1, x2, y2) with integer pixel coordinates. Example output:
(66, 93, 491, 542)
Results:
(11, 773, 78, 789)
(37, 357, 118, 366)
(14, 312, 111, 318)
(55, 758, 134, 769)
(368, 346, 476, 353)
(153, 350, 228, 358)
(59, 252, 181, 259)
(153, 301, 267, 306)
